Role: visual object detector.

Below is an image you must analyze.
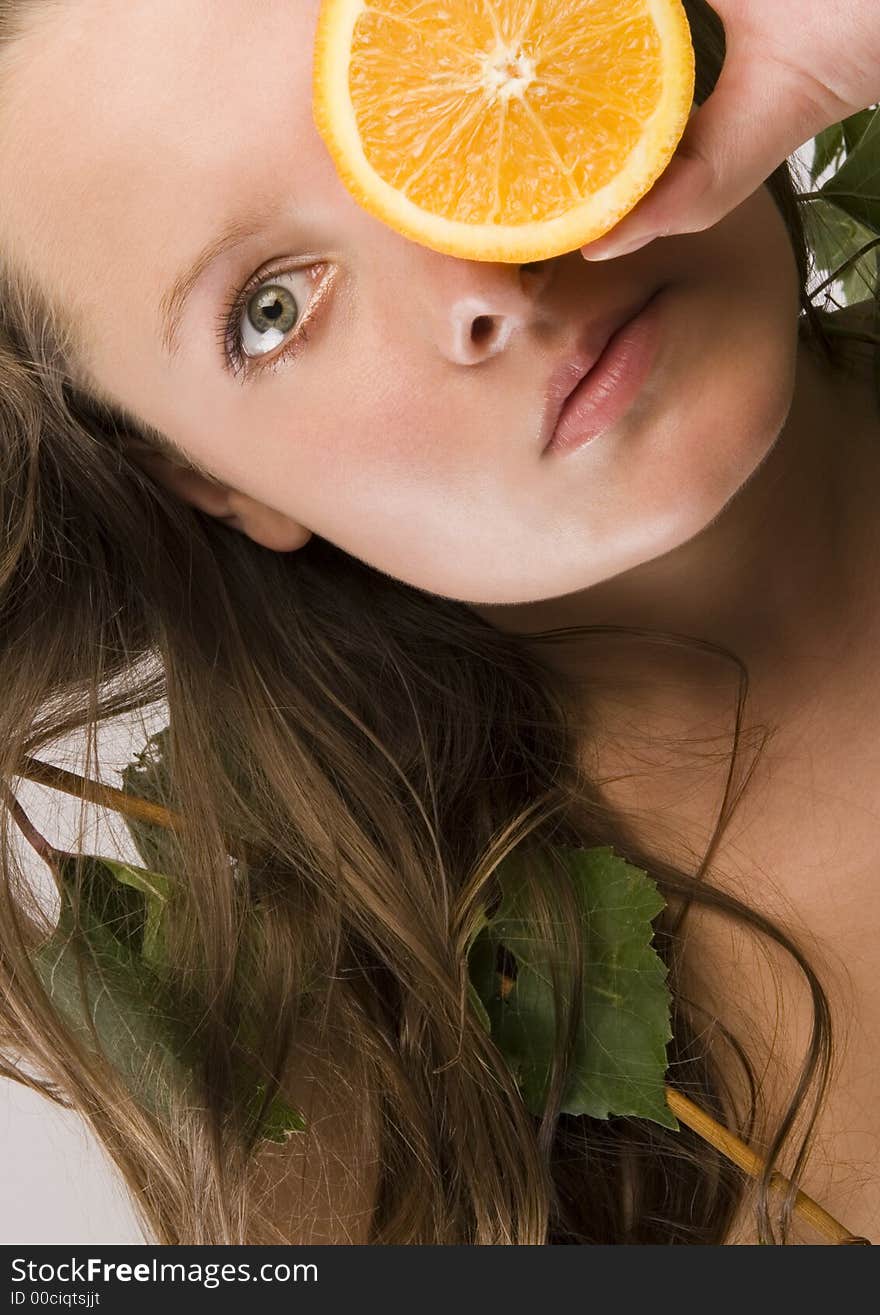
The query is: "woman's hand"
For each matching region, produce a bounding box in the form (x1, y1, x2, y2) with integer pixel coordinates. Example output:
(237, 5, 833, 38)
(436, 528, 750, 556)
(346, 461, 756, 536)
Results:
(580, 0, 880, 260)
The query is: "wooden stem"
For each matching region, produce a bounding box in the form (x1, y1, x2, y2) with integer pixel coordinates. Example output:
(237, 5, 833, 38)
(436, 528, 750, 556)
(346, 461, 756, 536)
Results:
(15, 754, 186, 831)
(665, 1087, 870, 1245)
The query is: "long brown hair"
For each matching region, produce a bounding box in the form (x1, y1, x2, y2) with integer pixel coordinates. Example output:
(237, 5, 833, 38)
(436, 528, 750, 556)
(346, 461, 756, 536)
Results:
(0, 0, 867, 1244)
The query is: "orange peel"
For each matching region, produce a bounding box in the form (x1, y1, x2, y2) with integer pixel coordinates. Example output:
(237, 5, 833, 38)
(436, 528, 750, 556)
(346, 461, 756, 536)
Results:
(313, 0, 696, 263)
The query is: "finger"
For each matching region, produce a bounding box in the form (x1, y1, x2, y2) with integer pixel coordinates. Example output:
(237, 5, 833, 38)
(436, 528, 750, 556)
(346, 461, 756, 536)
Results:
(581, 38, 835, 260)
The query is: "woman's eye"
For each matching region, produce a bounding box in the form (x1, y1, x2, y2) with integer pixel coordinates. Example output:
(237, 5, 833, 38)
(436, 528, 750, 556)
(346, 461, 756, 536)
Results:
(236, 268, 314, 362)
(217, 262, 334, 377)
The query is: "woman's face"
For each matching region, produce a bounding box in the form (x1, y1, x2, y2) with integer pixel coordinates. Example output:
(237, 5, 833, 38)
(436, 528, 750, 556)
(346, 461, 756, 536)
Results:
(1, 0, 801, 605)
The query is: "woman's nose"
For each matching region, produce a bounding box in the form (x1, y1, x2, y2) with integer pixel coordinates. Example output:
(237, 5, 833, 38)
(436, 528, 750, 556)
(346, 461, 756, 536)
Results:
(418, 255, 557, 364)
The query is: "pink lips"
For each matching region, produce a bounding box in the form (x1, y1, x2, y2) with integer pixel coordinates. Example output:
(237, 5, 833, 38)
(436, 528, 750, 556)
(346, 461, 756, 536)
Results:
(539, 285, 662, 454)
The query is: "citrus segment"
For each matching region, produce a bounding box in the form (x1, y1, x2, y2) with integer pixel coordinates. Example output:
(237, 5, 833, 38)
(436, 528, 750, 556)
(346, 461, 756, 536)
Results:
(313, 0, 695, 261)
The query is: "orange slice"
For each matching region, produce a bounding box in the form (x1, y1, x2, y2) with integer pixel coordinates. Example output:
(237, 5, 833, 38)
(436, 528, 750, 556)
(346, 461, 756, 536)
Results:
(312, 0, 695, 263)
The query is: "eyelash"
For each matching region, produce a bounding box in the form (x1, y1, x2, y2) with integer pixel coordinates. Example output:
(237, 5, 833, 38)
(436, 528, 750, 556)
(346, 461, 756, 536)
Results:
(214, 261, 330, 379)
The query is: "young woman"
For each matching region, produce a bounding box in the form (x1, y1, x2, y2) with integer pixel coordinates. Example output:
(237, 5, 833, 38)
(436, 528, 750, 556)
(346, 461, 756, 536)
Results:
(0, 0, 878, 1244)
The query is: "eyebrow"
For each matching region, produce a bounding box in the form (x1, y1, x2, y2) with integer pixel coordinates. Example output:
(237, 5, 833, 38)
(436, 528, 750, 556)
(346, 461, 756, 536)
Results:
(158, 216, 261, 361)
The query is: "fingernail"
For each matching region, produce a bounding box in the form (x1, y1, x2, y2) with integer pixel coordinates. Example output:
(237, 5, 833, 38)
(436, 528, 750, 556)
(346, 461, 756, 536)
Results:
(581, 231, 657, 261)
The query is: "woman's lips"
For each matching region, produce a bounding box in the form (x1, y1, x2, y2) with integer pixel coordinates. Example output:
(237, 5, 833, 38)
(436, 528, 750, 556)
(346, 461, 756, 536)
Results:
(539, 287, 665, 456)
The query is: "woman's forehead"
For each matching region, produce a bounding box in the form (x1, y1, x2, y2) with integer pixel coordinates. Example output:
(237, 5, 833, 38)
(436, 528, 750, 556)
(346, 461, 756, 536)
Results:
(0, 1, 322, 320)
(0, 0, 323, 379)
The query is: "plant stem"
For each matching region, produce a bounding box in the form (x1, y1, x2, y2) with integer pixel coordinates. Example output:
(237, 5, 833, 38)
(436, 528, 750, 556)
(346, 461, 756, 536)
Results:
(14, 754, 186, 831)
(811, 237, 880, 297)
(665, 1088, 870, 1244)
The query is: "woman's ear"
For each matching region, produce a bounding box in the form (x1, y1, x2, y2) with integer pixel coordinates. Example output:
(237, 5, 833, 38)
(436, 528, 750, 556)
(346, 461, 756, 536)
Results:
(124, 439, 312, 553)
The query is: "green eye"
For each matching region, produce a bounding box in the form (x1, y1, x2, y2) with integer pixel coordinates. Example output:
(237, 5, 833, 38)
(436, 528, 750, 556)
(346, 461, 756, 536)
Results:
(216, 262, 334, 378)
(239, 278, 301, 358)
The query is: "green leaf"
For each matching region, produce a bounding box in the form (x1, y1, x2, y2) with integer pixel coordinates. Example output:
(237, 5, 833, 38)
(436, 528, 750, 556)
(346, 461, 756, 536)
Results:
(68, 852, 151, 956)
(469, 845, 677, 1130)
(810, 122, 845, 184)
(843, 108, 878, 154)
(803, 196, 880, 305)
(29, 868, 194, 1122)
(28, 851, 307, 1142)
(246, 1082, 307, 1142)
(820, 106, 880, 235)
(99, 856, 171, 968)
